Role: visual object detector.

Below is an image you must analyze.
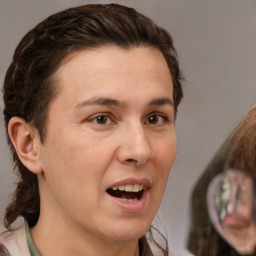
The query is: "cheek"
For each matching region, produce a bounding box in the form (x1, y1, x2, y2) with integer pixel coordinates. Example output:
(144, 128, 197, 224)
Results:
(155, 134, 176, 170)
(152, 134, 176, 191)
(39, 135, 112, 215)
(43, 133, 115, 187)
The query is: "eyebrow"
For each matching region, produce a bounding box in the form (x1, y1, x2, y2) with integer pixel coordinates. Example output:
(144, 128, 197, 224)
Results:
(75, 96, 173, 109)
(148, 97, 173, 107)
(75, 97, 123, 109)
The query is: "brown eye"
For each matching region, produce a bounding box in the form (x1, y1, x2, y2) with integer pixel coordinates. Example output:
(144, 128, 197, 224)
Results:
(145, 113, 170, 126)
(148, 115, 159, 124)
(95, 115, 108, 124)
(88, 113, 116, 127)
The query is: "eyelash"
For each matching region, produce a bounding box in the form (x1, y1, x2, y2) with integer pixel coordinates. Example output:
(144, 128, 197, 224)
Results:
(145, 113, 171, 126)
(89, 113, 115, 125)
(88, 112, 170, 126)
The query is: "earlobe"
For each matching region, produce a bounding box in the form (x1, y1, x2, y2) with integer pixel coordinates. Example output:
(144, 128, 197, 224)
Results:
(8, 116, 43, 174)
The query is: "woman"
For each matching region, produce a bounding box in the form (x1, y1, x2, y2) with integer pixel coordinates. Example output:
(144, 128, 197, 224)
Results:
(0, 3, 183, 256)
(188, 105, 256, 255)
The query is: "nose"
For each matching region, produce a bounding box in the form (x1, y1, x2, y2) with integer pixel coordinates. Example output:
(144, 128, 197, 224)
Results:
(116, 123, 155, 167)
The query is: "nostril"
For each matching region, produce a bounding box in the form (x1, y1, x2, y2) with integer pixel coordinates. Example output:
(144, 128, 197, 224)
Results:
(125, 159, 141, 165)
(125, 158, 147, 167)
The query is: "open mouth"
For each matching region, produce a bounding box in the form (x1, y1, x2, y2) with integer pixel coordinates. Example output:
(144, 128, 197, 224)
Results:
(106, 184, 144, 202)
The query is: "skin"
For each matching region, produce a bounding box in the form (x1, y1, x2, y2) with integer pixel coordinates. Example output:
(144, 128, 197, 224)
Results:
(207, 170, 256, 254)
(9, 46, 176, 256)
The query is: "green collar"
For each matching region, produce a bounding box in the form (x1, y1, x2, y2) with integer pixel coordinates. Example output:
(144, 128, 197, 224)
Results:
(25, 221, 41, 256)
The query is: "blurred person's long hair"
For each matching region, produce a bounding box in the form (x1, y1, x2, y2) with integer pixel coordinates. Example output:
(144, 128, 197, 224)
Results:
(0, 242, 10, 256)
(187, 105, 256, 256)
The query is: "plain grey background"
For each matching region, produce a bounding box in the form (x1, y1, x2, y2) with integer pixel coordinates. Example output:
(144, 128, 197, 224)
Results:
(0, 1, 255, 255)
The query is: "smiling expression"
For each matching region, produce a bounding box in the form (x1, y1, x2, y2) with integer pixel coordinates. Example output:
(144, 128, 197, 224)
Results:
(36, 45, 176, 244)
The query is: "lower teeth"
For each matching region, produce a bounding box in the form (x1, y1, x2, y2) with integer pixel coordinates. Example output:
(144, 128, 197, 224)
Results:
(119, 198, 138, 202)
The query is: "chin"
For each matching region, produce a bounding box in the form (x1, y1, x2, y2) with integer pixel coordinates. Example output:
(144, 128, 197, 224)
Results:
(106, 221, 149, 243)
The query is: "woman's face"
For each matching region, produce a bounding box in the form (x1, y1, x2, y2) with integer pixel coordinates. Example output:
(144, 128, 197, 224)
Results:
(37, 46, 176, 243)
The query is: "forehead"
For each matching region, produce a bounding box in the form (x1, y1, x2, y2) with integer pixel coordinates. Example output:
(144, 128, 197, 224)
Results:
(52, 45, 173, 104)
(59, 45, 170, 73)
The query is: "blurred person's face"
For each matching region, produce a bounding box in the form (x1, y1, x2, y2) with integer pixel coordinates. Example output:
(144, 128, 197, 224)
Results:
(36, 46, 176, 243)
(207, 169, 256, 254)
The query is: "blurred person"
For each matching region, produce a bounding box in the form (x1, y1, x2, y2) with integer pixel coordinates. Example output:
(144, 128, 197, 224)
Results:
(188, 105, 256, 256)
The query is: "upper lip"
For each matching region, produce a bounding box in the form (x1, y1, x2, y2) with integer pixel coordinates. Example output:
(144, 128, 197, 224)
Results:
(107, 177, 152, 190)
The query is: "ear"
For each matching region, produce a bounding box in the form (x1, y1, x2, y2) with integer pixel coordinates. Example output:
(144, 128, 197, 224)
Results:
(8, 116, 43, 174)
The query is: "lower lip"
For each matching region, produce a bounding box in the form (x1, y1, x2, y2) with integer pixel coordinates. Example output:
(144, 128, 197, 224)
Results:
(223, 214, 250, 228)
(106, 189, 150, 212)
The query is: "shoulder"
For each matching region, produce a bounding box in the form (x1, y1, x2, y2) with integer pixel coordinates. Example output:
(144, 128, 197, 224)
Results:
(0, 218, 30, 256)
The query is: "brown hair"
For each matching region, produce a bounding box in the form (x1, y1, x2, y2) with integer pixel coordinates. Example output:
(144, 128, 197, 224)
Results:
(0, 243, 10, 256)
(187, 106, 256, 256)
(3, 3, 183, 254)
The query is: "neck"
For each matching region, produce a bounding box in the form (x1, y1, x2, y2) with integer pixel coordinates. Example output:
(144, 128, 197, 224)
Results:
(30, 215, 140, 256)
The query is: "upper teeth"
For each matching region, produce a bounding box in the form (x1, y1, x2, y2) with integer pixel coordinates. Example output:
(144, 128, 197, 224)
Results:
(112, 184, 144, 192)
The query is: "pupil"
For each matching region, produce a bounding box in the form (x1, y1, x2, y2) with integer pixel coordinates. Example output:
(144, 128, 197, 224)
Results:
(149, 115, 158, 124)
(97, 115, 107, 124)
